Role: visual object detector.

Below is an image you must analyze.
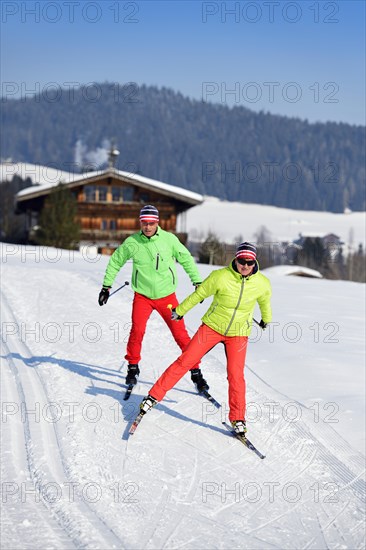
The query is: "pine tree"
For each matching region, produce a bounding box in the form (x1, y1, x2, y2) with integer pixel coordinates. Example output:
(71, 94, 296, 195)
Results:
(0, 176, 30, 242)
(34, 184, 80, 249)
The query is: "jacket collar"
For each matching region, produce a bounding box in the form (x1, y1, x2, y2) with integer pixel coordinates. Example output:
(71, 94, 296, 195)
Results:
(139, 226, 161, 240)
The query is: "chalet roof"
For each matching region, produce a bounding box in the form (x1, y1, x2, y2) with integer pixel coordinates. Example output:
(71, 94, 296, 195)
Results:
(1, 162, 203, 206)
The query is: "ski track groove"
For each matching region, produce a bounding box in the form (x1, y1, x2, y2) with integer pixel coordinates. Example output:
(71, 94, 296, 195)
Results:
(312, 509, 330, 550)
(1, 291, 124, 549)
(245, 371, 366, 501)
(248, 365, 365, 465)
(319, 499, 351, 549)
(1, 349, 75, 550)
(245, 467, 365, 539)
(302, 500, 351, 550)
(1, 336, 86, 549)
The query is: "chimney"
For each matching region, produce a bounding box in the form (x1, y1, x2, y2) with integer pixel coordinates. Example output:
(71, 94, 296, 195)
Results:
(108, 143, 120, 169)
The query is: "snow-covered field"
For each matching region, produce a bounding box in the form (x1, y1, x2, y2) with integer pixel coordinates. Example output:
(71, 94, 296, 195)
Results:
(1, 244, 365, 549)
(182, 196, 366, 249)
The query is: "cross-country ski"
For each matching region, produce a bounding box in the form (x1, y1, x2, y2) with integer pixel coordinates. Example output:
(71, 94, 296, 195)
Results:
(222, 422, 266, 459)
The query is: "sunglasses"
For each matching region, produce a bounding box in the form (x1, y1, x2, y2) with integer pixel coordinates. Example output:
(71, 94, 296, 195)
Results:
(237, 258, 256, 266)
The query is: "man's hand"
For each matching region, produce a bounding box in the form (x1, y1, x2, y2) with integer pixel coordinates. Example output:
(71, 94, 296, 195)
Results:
(259, 319, 268, 330)
(98, 287, 110, 306)
(171, 308, 183, 321)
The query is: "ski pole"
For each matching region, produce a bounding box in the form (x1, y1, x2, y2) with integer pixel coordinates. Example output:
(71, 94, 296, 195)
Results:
(109, 281, 129, 297)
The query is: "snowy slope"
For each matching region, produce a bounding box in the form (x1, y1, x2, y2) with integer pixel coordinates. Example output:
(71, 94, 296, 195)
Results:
(182, 196, 366, 249)
(1, 244, 365, 550)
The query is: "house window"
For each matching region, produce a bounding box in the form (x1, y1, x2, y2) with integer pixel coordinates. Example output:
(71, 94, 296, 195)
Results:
(112, 186, 134, 202)
(110, 220, 117, 230)
(112, 187, 123, 202)
(98, 186, 108, 201)
(123, 186, 134, 202)
(85, 186, 97, 202)
(101, 220, 108, 230)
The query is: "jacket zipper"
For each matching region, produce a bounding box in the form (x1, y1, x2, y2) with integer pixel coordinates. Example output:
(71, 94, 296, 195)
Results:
(169, 267, 175, 285)
(135, 270, 139, 287)
(156, 253, 160, 270)
(224, 277, 245, 336)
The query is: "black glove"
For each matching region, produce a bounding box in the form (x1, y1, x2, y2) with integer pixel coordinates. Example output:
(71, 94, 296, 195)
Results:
(98, 287, 110, 306)
(171, 308, 183, 321)
(259, 319, 268, 330)
(194, 282, 204, 303)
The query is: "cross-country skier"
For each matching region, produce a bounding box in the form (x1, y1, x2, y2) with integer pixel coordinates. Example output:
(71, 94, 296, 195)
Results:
(138, 242, 272, 435)
(98, 205, 209, 391)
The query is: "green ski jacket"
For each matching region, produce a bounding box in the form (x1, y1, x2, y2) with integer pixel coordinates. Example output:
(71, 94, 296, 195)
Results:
(103, 227, 201, 299)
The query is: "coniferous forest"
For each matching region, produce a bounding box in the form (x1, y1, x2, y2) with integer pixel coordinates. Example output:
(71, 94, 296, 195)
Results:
(1, 83, 365, 213)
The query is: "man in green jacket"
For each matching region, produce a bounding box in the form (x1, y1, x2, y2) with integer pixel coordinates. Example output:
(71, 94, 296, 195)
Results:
(98, 205, 208, 391)
(138, 242, 272, 436)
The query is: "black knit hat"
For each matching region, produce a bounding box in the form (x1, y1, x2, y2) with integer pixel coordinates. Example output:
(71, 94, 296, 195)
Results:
(236, 242, 257, 261)
(139, 205, 159, 222)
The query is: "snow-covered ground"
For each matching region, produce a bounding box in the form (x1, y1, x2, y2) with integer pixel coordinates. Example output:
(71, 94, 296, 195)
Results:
(181, 196, 366, 249)
(1, 244, 365, 549)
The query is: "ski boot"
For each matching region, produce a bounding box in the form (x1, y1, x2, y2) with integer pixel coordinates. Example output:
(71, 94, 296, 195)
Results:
(126, 364, 140, 386)
(190, 368, 209, 392)
(231, 420, 247, 436)
(139, 395, 158, 415)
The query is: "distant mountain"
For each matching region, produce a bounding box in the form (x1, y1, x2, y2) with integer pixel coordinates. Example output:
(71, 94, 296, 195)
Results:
(1, 83, 365, 212)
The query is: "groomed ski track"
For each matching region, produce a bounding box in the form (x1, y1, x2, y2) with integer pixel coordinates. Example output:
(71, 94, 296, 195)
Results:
(1, 247, 365, 549)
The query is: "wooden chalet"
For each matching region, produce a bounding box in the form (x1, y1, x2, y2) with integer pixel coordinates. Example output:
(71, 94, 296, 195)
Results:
(15, 160, 203, 254)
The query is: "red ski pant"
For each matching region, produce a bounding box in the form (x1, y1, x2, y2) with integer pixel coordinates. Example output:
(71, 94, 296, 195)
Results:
(125, 292, 199, 369)
(150, 324, 248, 422)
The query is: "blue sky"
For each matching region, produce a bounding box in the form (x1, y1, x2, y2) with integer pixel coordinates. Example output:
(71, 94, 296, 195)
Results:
(1, 0, 365, 124)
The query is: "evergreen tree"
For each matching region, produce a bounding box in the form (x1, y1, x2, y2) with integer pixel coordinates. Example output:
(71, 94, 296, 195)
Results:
(34, 184, 80, 249)
(0, 176, 30, 242)
(295, 237, 326, 271)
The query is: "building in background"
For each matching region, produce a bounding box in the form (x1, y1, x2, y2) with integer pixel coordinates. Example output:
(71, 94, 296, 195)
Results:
(9, 153, 203, 253)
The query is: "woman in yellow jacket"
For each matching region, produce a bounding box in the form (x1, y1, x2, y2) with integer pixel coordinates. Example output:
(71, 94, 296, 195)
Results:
(139, 242, 272, 435)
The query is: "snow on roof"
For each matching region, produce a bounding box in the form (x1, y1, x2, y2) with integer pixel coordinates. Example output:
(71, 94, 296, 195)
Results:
(3, 162, 203, 205)
(0, 162, 76, 186)
(114, 169, 203, 204)
(263, 265, 323, 278)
